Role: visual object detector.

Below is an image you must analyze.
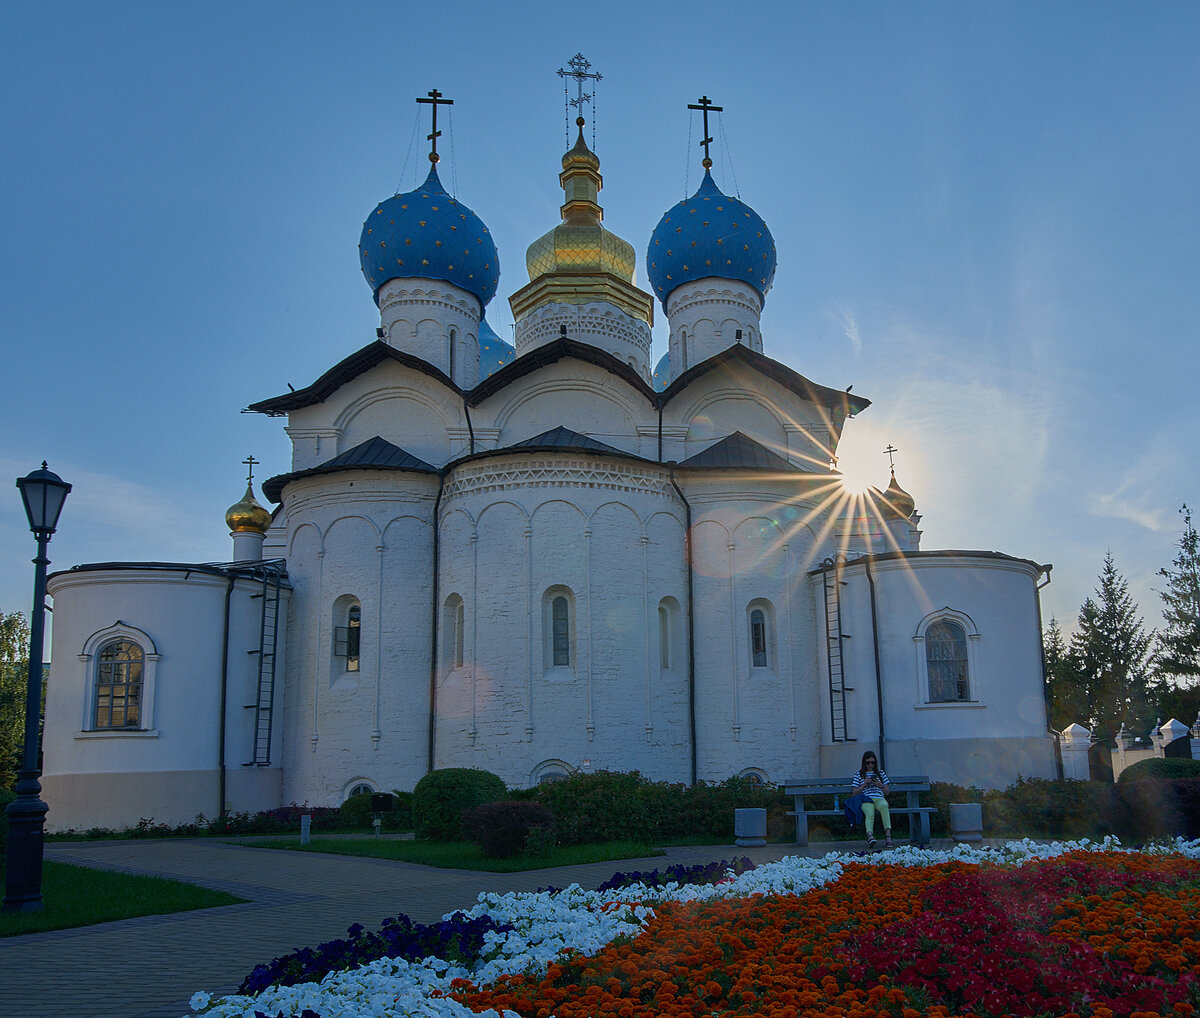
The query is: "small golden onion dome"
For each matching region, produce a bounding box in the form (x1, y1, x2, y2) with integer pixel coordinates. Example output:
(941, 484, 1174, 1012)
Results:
(880, 470, 916, 521)
(524, 122, 637, 283)
(225, 483, 271, 534)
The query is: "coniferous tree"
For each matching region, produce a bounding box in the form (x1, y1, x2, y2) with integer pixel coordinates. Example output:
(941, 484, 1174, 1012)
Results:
(1154, 504, 1200, 685)
(1044, 616, 1088, 730)
(1070, 553, 1154, 740)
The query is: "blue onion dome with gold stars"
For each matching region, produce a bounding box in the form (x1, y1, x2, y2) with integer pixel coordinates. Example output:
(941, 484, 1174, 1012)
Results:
(646, 170, 776, 310)
(478, 317, 515, 378)
(359, 164, 499, 309)
(652, 351, 671, 392)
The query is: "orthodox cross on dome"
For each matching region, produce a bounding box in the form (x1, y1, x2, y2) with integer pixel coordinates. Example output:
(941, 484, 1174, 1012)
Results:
(416, 88, 453, 164)
(558, 52, 601, 126)
(688, 95, 723, 169)
(883, 444, 899, 471)
(243, 454, 259, 485)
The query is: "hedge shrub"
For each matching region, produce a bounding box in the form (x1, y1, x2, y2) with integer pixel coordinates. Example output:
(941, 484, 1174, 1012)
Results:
(462, 799, 556, 857)
(526, 770, 789, 846)
(1102, 777, 1200, 840)
(412, 768, 506, 841)
(1118, 757, 1200, 783)
(337, 791, 413, 831)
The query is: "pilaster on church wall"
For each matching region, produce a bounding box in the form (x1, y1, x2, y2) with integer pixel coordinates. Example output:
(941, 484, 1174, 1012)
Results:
(680, 479, 824, 783)
(278, 472, 437, 804)
(434, 454, 691, 786)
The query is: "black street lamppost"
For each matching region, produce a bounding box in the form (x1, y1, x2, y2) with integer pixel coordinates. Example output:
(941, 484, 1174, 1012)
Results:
(4, 462, 70, 912)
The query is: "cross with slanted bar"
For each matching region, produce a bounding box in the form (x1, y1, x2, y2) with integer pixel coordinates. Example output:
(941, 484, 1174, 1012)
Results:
(243, 454, 259, 485)
(688, 95, 723, 169)
(558, 53, 601, 121)
(884, 444, 899, 470)
(416, 89, 453, 163)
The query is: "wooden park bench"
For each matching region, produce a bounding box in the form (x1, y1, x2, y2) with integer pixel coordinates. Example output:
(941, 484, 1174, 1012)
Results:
(782, 775, 936, 847)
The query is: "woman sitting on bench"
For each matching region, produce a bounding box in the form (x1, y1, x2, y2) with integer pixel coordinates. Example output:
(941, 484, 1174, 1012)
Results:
(851, 750, 892, 850)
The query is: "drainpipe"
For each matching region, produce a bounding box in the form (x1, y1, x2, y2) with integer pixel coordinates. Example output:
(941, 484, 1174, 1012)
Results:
(1034, 564, 1058, 775)
(217, 572, 236, 820)
(669, 467, 698, 784)
(862, 555, 886, 770)
(427, 476, 445, 773)
(464, 398, 475, 455)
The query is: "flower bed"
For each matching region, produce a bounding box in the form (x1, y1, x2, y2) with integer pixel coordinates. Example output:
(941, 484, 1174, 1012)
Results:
(190, 838, 1200, 1018)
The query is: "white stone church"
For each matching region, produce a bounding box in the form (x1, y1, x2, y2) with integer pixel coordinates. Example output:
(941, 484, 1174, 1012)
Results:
(41, 91, 1057, 831)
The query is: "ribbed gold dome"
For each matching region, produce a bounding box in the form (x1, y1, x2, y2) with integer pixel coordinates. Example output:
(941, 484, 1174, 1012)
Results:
(225, 483, 271, 534)
(880, 470, 916, 521)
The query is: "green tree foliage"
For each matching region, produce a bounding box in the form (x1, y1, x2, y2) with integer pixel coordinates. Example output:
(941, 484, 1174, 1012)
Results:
(1154, 504, 1200, 686)
(1, 612, 31, 791)
(1070, 553, 1154, 740)
(1044, 616, 1088, 731)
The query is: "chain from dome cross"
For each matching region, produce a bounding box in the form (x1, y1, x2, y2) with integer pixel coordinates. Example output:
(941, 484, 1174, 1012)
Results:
(416, 89, 453, 163)
(688, 95, 723, 169)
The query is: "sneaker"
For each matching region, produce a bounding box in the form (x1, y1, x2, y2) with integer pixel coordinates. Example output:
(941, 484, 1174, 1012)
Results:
(885, 836, 894, 849)
(867, 836, 877, 851)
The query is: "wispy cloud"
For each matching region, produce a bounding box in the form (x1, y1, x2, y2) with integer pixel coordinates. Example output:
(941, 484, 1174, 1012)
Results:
(829, 303, 863, 357)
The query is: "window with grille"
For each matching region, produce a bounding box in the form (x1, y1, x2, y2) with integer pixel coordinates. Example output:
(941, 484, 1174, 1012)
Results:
(94, 640, 144, 729)
(552, 596, 570, 666)
(926, 620, 969, 701)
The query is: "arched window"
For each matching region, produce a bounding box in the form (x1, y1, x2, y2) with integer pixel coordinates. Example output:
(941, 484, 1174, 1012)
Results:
(658, 596, 681, 673)
(347, 782, 374, 800)
(442, 593, 465, 671)
(94, 640, 144, 729)
(926, 620, 969, 701)
(747, 598, 777, 671)
(679, 329, 688, 371)
(750, 610, 767, 667)
(542, 587, 575, 672)
(449, 327, 457, 380)
(552, 596, 570, 666)
(334, 598, 361, 674)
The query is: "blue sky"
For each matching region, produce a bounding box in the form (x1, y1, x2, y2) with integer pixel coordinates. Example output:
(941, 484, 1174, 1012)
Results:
(1, 1, 1197, 642)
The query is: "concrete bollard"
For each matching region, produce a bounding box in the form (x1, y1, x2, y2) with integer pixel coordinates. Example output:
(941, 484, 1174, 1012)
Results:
(950, 802, 983, 844)
(734, 807, 767, 847)
(300, 814, 311, 845)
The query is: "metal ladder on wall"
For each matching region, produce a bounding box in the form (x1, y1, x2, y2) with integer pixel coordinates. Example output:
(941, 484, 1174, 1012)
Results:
(246, 572, 282, 766)
(822, 557, 853, 743)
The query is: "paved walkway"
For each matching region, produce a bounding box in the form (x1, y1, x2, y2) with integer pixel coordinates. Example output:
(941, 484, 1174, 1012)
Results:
(0, 836, 949, 1018)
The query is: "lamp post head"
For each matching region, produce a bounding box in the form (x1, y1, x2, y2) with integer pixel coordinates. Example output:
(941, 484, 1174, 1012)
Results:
(16, 462, 71, 538)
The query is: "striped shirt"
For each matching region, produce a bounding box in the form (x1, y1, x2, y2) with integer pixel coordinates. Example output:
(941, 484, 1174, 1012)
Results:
(852, 769, 889, 800)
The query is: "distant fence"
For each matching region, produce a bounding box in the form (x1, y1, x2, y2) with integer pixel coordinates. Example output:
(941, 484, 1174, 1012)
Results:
(1058, 717, 1197, 781)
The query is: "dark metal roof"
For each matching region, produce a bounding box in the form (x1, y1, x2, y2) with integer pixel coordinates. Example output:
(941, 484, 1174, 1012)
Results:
(678, 431, 803, 471)
(263, 436, 436, 502)
(660, 343, 870, 416)
(508, 426, 627, 455)
(246, 341, 458, 416)
(49, 559, 290, 585)
(808, 549, 1050, 576)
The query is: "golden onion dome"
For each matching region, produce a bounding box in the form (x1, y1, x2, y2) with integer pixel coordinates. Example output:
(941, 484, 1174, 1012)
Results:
(523, 119, 637, 284)
(880, 470, 916, 521)
(225, 483, 272, 534)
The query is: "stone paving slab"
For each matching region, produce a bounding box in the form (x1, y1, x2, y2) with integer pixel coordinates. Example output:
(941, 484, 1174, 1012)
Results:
(0, 837, 949, 1018)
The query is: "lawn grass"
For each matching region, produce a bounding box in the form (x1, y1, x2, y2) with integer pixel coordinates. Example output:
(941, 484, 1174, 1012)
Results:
(0, 860, 246, 937)
(239, 837, 665, 870)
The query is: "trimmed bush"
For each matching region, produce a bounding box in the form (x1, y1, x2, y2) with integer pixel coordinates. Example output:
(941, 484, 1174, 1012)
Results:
(526, 770, 789, 846)
(1118, 757, 1200, 783)
(1102, 777, 1200, 840)
(462, 799, 556, 857)
(981, 777, 1108, 840)
(337, 790, 413, 831)
(412, 768, 506, 841)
